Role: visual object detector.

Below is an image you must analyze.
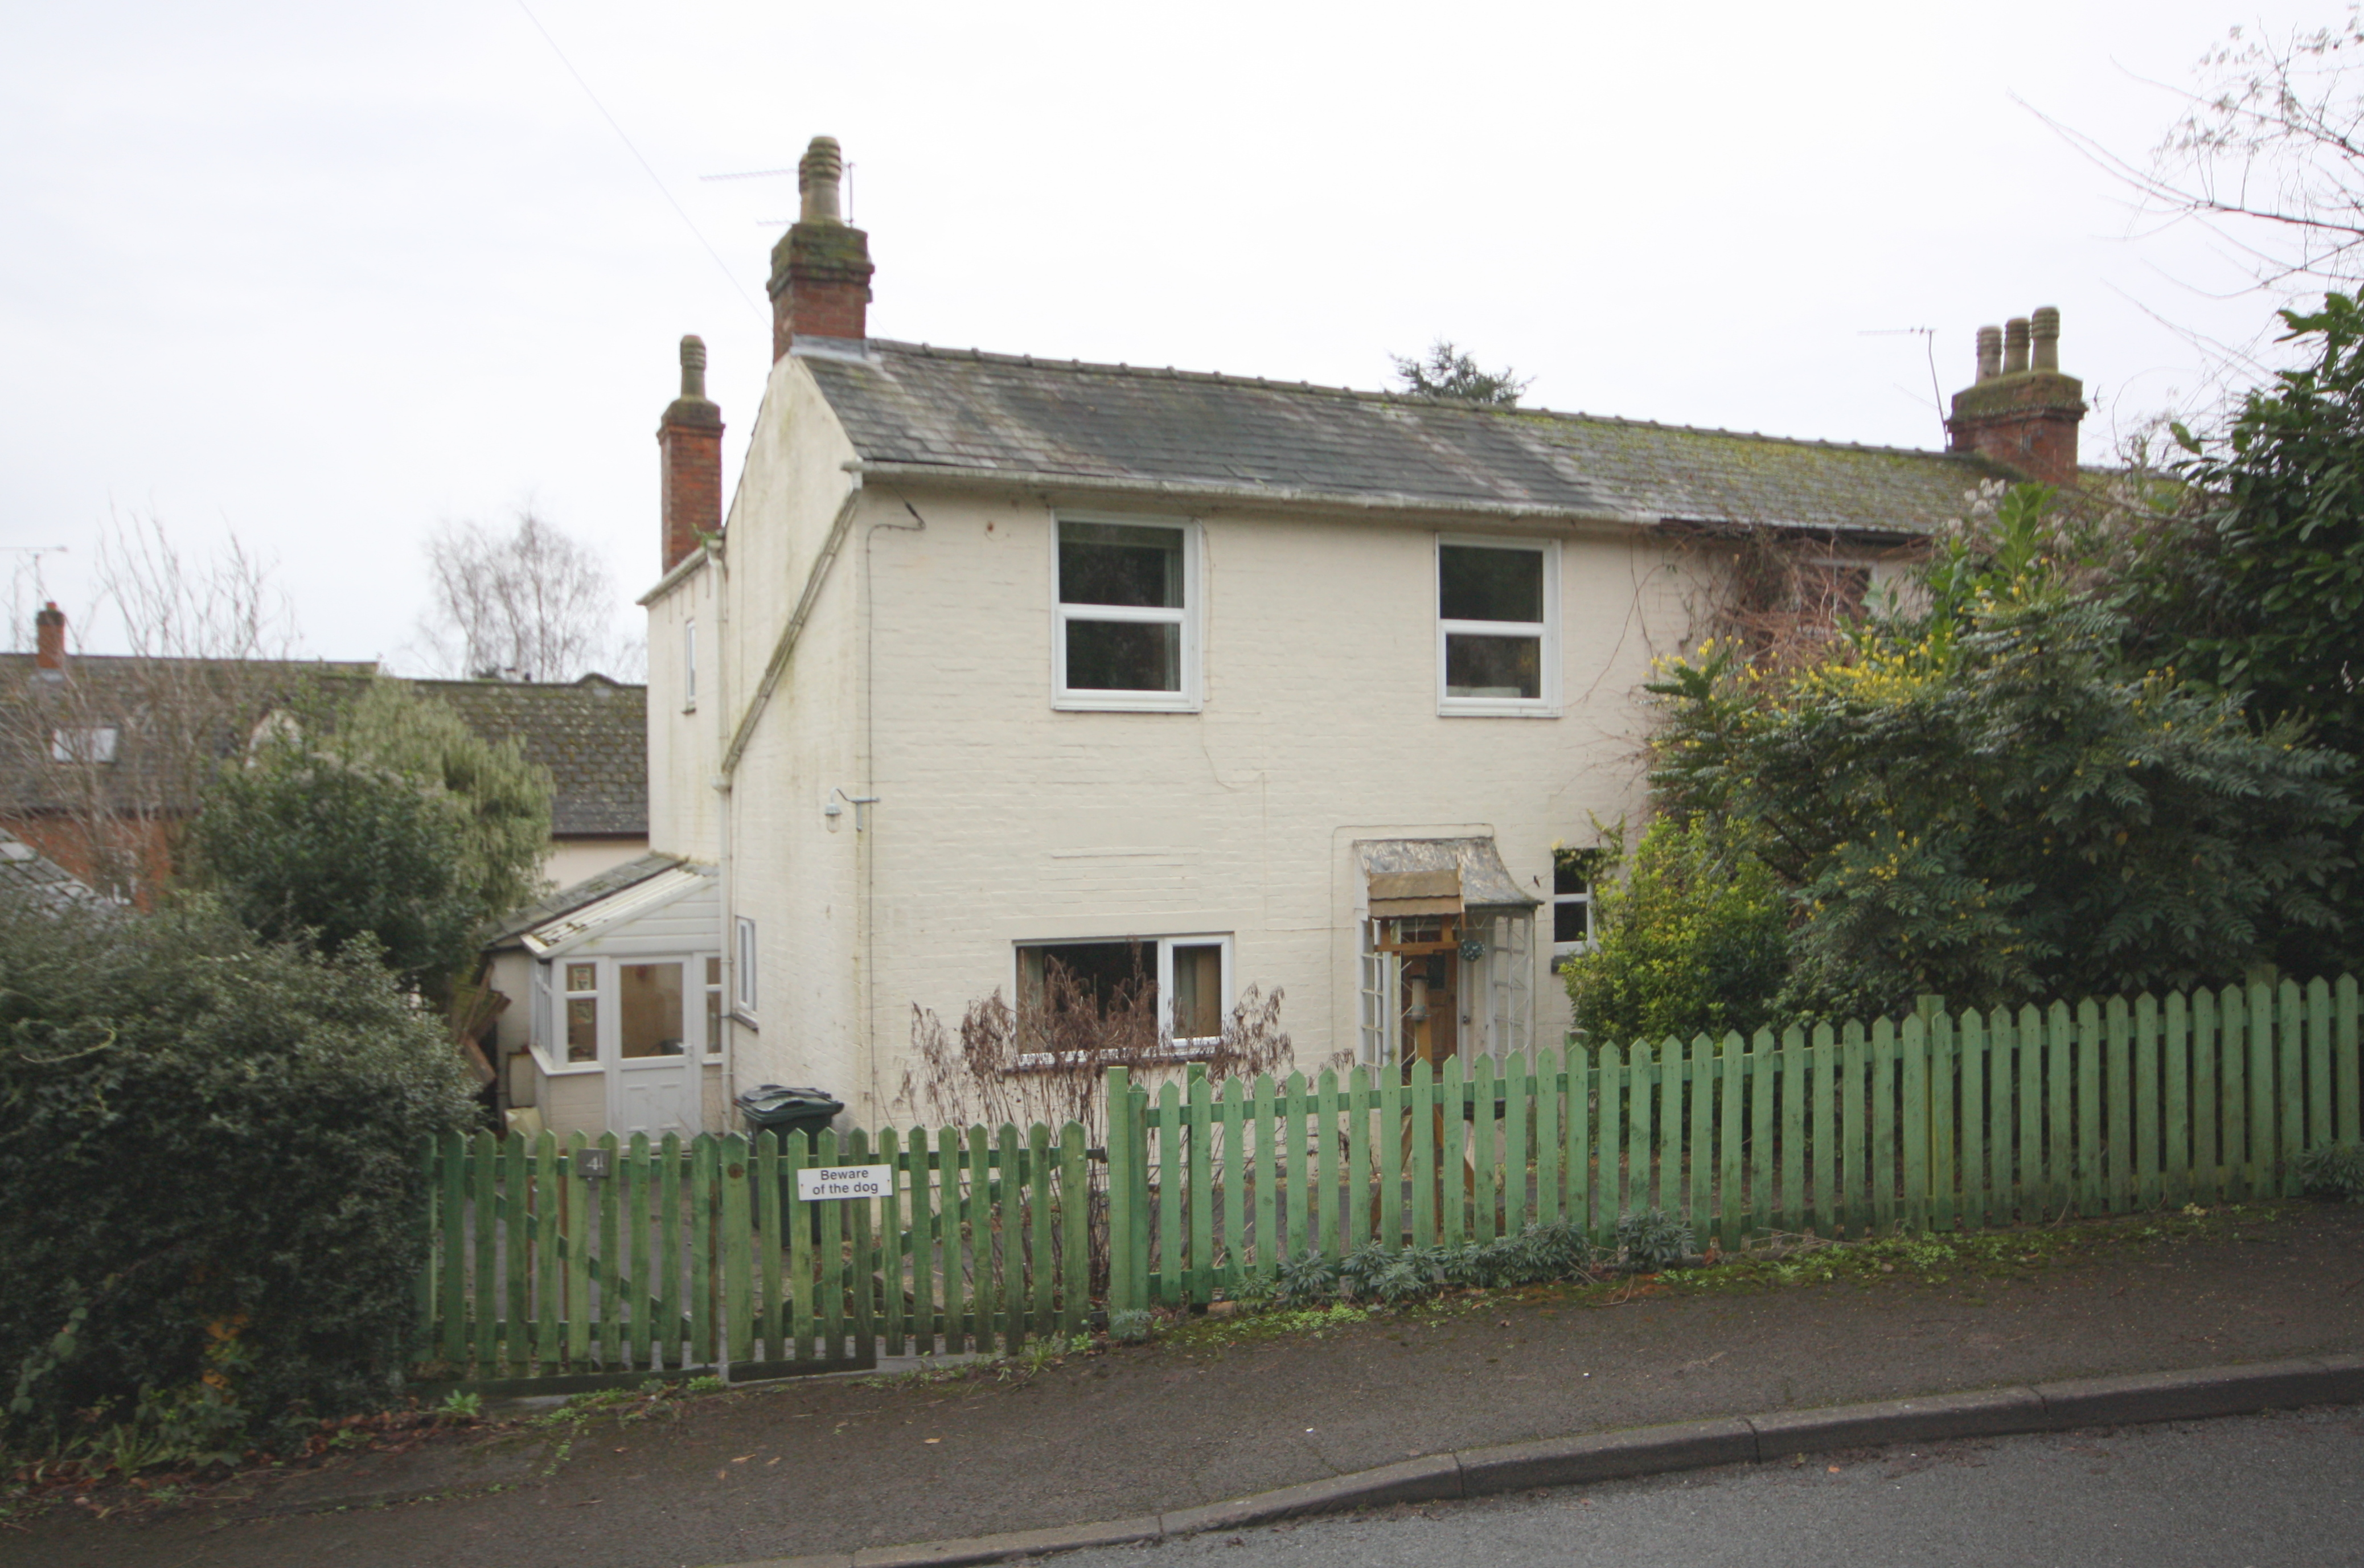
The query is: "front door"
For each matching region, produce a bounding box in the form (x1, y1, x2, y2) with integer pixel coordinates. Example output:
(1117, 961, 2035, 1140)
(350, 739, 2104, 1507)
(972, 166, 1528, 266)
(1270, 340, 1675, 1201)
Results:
(605, 959, 700, 1138)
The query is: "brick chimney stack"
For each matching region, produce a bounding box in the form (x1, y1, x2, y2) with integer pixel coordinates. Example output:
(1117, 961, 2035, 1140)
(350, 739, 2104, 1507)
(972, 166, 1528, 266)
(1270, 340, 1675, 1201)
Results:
(1945, 306, 2085, 489)
(657, 335, 724, 573)
(34, 602, 64, 671)
(768, 136, 873, 362)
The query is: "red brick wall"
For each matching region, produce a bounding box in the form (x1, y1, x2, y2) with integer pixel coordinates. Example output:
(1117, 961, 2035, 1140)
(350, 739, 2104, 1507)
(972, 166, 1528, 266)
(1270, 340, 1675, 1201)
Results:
(659, 416, 723, 573)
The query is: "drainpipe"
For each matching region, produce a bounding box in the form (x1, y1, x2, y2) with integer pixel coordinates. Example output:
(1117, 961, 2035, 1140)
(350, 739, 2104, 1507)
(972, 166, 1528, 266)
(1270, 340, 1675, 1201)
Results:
(712, 539, 734, 1130)
(859, 492, 926, 1122)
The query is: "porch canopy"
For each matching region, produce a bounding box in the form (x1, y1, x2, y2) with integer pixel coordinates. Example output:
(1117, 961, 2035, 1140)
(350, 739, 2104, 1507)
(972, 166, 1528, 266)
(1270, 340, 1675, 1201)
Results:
(1357, 836, 1539, 916)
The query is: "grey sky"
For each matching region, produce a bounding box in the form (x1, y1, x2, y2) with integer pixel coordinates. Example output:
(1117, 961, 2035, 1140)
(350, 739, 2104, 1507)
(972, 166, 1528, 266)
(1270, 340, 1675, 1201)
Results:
(0, 1, 2320, 666)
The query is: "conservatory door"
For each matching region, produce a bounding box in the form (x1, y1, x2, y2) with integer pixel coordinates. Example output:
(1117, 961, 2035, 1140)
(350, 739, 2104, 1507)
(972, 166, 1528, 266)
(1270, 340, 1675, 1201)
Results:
(606, 959, 699, 1138)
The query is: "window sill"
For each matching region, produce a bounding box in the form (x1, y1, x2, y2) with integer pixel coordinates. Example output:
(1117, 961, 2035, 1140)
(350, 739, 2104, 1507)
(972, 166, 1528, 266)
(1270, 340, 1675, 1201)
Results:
(1007, 1039, 1221, 1073)
(532, 1053, 606, 1077)
(1439, 701, 1561, 719)
(730, 1009, 759, 1031)
(1053, 693, 1202, 714)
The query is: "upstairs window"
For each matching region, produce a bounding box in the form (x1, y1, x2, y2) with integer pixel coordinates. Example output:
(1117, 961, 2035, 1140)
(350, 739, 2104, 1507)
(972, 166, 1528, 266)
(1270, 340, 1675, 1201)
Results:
(1054, 518, 1200, 711)
(1438, 539, 1557, 715)
(684, 618, 697, 711)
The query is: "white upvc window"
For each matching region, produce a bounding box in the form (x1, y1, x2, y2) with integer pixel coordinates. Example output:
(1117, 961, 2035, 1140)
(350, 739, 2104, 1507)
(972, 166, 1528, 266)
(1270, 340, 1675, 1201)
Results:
(1053, 516, 1202, 711)
(683, 618, 697, 712)
(1437, 536, 1559, 716)
(1011, 933, 1233, 1061)
(734, 916, 758, 1015)
(540, 953, 715, 1072)
(1551, 864, 1595, 966)
(561, 959, 601, 1067)
(703, 956, 724, 1056)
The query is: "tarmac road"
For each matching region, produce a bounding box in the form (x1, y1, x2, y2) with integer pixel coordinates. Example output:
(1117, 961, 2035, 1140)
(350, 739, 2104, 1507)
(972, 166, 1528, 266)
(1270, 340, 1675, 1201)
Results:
(1047, 1406, 2364, 1568)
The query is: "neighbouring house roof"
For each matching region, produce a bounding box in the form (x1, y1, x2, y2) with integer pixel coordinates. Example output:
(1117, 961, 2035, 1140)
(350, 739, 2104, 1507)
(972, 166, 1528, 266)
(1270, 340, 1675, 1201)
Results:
(802, 341, 2009, 537)
(0, 654, 378, 817)
(484, 851, 686, 949)
(412, 675, 648, 839)
(0, 827, 104, 907)
(0, 657, 646, 910)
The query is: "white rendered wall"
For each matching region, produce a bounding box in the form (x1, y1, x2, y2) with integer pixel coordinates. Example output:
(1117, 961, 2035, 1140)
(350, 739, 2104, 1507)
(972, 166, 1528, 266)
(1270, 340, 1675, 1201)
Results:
(645, 558, 720, 861)
(646, 356, 869, 1120)
(830, 492, 1714, 1124)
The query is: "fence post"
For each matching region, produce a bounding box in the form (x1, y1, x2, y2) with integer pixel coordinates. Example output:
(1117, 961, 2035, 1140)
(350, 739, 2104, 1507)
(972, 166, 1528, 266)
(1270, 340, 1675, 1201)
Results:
(1105, 1066, 1145, 1315)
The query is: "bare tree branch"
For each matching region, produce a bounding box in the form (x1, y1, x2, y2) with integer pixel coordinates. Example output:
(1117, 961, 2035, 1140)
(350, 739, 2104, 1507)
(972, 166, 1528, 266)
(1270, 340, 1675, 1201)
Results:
(416, 511, 628, 683)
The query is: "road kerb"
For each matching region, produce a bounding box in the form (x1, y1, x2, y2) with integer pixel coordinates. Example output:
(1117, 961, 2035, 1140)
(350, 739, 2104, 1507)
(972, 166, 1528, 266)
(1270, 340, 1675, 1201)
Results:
(1158, 1455, 1464, 1536)
(2031, 1358, 2331, 1429)
(1746, 1387, 2046, 1455)
(703, 1355, 2362, 1568)
(1456, 1418, 1756, 1496)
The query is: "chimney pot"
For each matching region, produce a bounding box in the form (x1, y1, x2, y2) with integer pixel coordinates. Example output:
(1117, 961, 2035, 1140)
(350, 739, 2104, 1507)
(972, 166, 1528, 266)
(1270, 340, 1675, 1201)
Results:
(1946, 304, 2085, 488)
(1976, 325, 2003, 383)
(680, 334, 708, 399)
(770, 134, 873, 362)
(34, 602, 64, 671)
(2030, 306, 2061, 373)
(798, 136, 844, 224)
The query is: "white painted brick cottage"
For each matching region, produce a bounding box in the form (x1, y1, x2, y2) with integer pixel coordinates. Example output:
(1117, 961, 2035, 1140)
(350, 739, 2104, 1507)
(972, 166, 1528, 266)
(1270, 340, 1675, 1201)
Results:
(515, 137, 2080, 1138)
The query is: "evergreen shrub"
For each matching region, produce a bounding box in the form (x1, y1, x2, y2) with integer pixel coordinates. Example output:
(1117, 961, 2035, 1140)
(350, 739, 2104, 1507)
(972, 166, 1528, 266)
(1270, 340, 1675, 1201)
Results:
(0, 897, 477, 1446)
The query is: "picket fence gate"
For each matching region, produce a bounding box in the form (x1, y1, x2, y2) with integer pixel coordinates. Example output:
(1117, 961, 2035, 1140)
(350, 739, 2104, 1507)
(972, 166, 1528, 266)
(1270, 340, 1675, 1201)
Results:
(418, 974, 2359, 1382)
(414, 1123, 1095, 1384)
(1103, 974, 2363, 1311)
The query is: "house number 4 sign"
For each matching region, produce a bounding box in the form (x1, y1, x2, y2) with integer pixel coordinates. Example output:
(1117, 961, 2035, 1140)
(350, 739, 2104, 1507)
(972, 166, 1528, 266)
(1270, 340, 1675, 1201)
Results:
(796, 1164, 893, 1201)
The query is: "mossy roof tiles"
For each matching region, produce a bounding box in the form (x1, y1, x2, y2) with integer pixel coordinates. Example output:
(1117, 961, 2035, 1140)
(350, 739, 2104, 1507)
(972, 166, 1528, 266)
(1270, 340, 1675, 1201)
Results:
(805, 342, 2006, 536)
(411, 676, 647, 838)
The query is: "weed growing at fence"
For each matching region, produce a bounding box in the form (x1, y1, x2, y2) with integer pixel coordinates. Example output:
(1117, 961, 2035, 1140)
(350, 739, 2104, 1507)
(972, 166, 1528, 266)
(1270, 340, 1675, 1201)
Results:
(2297, 1142, 2364, 1202)
(1615, 1209, 1697, 1273)
(1653, 1204, 2268, 1295)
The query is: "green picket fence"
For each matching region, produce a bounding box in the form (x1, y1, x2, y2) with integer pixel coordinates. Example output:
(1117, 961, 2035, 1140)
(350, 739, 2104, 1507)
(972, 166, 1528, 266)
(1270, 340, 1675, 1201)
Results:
(1101, 975, 2363, 1311)
(416, 1123, 1095, 1381)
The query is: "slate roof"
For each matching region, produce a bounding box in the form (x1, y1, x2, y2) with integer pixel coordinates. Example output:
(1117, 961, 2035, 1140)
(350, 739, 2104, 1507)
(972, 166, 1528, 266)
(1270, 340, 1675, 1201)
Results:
(0, 827, 103, 907)
(411, 676, 647, 839)
(802, 342, 2009, 538)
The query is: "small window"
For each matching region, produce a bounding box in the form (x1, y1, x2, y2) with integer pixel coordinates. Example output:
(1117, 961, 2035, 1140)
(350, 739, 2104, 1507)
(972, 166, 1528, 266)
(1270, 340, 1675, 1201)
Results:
(1054, 519, 1199, 711)
(734, 917, 758, 1013)
(704, 955, 723, 1055)
(50, 726, 119, 764)
(683, 618, 697, 712)
(1013, 934, 1231, 1058)
(1552, 864, 1593, 961)
(1550, 846, 1608, 968)
(563, 960, 598, 1064)
(1438, 539, 1557, 714)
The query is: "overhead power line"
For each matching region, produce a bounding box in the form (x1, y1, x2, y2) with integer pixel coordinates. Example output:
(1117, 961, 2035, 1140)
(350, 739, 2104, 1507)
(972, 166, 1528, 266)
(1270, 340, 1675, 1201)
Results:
(510, 0, 763, 319)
